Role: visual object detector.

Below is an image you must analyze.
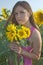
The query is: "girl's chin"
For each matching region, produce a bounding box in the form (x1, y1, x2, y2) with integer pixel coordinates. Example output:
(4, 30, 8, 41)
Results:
(19, 23, 25, 25)
(18, 21, 26, 25)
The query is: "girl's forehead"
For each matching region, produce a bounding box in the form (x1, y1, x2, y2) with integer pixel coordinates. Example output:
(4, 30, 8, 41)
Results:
(14, 5, 28, 12)
(15, 6, 25, 10)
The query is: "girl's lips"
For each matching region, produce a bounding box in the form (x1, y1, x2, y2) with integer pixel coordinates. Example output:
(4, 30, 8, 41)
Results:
(18, 19, 21, 21)
(17, 18, 22, 21)
(18, 20, 22, 22)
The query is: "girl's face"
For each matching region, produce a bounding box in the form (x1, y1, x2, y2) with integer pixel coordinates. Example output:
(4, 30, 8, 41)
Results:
(14, 6, 30, 25)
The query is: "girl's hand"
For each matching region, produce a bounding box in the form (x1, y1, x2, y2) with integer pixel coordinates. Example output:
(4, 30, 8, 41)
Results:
(9, 42, 22, 54)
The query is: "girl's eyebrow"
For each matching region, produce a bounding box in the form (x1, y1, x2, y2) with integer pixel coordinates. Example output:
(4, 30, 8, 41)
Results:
(14, 12, 17, 15)
(20, 11, 25, 13)
(14, 10, 25, 13)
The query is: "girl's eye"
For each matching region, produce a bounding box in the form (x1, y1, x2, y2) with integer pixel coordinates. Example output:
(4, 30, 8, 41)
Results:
(14, 11, 25, 16)
(14, 13, 18, 15)
(20, 11, 25, 14)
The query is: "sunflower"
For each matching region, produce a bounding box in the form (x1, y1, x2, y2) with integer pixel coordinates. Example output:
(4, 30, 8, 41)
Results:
(17, 26, 31, 40)
(6, 31, 16, 42)
(33, 10, 43, 25)
(6, 24, 17, 42)
(7, 24, 16, 31)
(2, 8, 8, 19)
(21, 26, 31, 37)
(0, 18, 2, 22)
(2, 8, 5, 13)
(17, 29, 27, 40)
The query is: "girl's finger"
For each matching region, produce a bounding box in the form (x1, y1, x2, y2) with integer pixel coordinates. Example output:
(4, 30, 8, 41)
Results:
(11, 48, 18, 53)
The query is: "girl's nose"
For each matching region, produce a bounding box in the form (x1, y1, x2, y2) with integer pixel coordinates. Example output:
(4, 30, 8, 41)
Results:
(17, 13, 21, 17)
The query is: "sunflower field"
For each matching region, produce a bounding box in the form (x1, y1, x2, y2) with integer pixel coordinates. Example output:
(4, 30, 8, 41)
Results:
(0, 8, 43, 65)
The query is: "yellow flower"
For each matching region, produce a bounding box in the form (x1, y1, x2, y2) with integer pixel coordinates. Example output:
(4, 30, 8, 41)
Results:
(17, 29, 27, 40)
(2, 8, 8, 19)
(2, 8, 5, 13)
(21, 26, 31, 37)
(33, 10, 43, 25)
(2, 8, 6, 15)
(7, 24, 16, 31)
(22, 26, 26, 29)
(6, 24, 17, 42)
(24, 28, 31, 37)
(6, 31, 16, 42)
(0, 18, 2, 22)
(3, 14, 8, 18)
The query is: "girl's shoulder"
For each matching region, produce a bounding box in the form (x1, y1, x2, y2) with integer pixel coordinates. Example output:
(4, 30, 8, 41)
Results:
(29, 26, 40, 39)
(32, 28, 41, 38)
(27, 26, 41, 44)
(31, 27, 42, 43)
(29, 27, 41, 42)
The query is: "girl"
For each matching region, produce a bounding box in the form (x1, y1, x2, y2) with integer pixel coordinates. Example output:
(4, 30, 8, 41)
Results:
(5, 1, 42, 65)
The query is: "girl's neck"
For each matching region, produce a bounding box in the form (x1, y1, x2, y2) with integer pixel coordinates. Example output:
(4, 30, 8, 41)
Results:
(22, 21, 32, 29)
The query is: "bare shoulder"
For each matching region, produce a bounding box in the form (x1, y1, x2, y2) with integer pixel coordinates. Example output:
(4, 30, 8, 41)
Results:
(31, 28, 42, 57)
(32, 28, 42, 43)
(29, 28, 42, 47)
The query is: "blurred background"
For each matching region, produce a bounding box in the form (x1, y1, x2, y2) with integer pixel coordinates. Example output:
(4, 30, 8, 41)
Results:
(0, 0, 43, 13)
(0, 0, 43, 65)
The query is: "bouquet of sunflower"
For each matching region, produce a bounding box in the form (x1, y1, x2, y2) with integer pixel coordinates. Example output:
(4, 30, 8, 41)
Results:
(6, 24, 31, 46)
